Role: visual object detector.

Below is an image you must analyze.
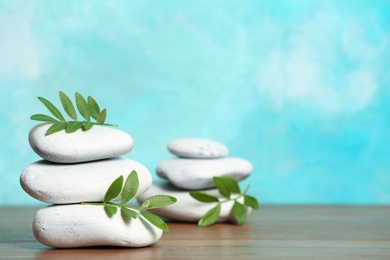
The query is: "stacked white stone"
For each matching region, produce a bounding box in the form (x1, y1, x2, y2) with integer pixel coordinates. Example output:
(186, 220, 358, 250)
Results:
(137, 138, 253, 223)
(20, 123, 161, 248)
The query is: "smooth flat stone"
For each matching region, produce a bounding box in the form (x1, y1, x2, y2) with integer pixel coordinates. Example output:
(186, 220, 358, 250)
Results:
(29, 123, 134, 163)
(137, 182, 252, 222)
(167, 138, 229, 158)
(33, 204, 163, 248)
(20, 158, 152, 204)
(157, 157, 253, 190)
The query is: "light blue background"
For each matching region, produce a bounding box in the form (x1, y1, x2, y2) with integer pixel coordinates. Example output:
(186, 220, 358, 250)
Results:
(1, 0, 389, 205)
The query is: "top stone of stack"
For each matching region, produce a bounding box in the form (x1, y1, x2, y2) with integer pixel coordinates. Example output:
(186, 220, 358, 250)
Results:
(160, 138, 253, 190)
(167, 138, 229, 159)
(29, 123, 134, 163)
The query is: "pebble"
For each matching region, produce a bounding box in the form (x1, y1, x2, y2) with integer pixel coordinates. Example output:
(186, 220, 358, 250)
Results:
(156, 157, 253, 190)
(137, 182, 251, 222)
(33, 204, 163, 248)
(29, 123, 134, 163)
(167, 138, 229, 158)
(20, 158, 152, 204)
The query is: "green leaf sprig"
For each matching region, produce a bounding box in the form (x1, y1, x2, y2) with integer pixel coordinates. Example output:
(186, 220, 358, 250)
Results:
(82, 170, 177, 232)
(190, 176, 259, 227)
(31, 91, 118, 135)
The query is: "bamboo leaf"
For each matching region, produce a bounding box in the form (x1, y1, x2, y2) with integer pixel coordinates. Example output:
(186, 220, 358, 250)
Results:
(244, 195, 259, 209)
(121, 207, 137, 222)
(96, 108, 106, 124)
(104, 205, 117, 217)
(75, 92, 90, 121)
(213, 177, 230, 198)
(121, 170, 139, 205)
(88, 96, 100, 120)
(198, 204, 221, 227)
(140, 195, 177, 211)
(190, 191, 219, 203)
(65, 121, 83, 133)
(104, 175, 123, 203)
(45, 121, 67, 135)
(30, 114, 59, 123)
(38, 97, 65, 121)
(140, 211, 169, 232)
(232, 201, 247, 225)
(59, 91, 77, 120)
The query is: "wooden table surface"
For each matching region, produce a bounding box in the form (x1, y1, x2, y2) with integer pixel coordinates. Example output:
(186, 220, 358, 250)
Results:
(0, 205, 389, 259)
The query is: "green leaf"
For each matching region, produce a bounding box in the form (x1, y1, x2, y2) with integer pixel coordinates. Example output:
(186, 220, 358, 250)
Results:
(189, 191, 219, 203)
(121, 207, 138, 219)
(30, 114, 59, 123)
(38, 97, 65, 121)
(140, 195, 177, 211)
(232, 201, 247, 225)
(96, 108, 107, 124)
(75, 92, 90, 121)
(45, 121, 67, 135)
(220, 177, 241, 194)
(59, 91, 77, 120)
(104, 175, 123, 203)
(213, 177, 230, 198)
(244, 195, 259, 209)
(83, 121, 94, 130)
(88, 96, 100, 120)
(121, 170, 139, 205)
(65, 121, 83, 133)
(104, 205, 117, 217)
(140, 211, 169, 232)
(198, 204, 221, 227)
(32, 92, 118, 135)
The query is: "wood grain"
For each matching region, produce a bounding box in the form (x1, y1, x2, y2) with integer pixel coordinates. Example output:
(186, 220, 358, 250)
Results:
(0, 206, 389, 259)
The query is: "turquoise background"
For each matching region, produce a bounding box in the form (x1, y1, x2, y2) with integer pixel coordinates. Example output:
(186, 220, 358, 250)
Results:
(1, 0, 389, 205)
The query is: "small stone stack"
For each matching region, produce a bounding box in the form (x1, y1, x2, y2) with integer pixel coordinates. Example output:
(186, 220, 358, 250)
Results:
(137, 138, 253, 223)
(20, 123, 162, 248)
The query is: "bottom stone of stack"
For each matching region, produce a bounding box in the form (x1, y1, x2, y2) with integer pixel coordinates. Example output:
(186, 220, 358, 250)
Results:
(33, 204, 162, 248)
(137, 181, 252, 222)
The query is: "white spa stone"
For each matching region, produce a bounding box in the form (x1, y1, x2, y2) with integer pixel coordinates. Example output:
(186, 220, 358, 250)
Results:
(29, 123, 134, 163)
(167, 138, 229, 158)
(137, 182, 252, 222)
(20, 158, 152, 204)
(156, 157, 253, 190)
(33, 204, 163, 248)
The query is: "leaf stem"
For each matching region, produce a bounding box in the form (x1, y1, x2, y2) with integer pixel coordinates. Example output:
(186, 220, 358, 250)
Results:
(243, 184, 250, 194)
(101, 123, 119, 127)
(81, 202, 140, 211)
(218, 193, 244, 204)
